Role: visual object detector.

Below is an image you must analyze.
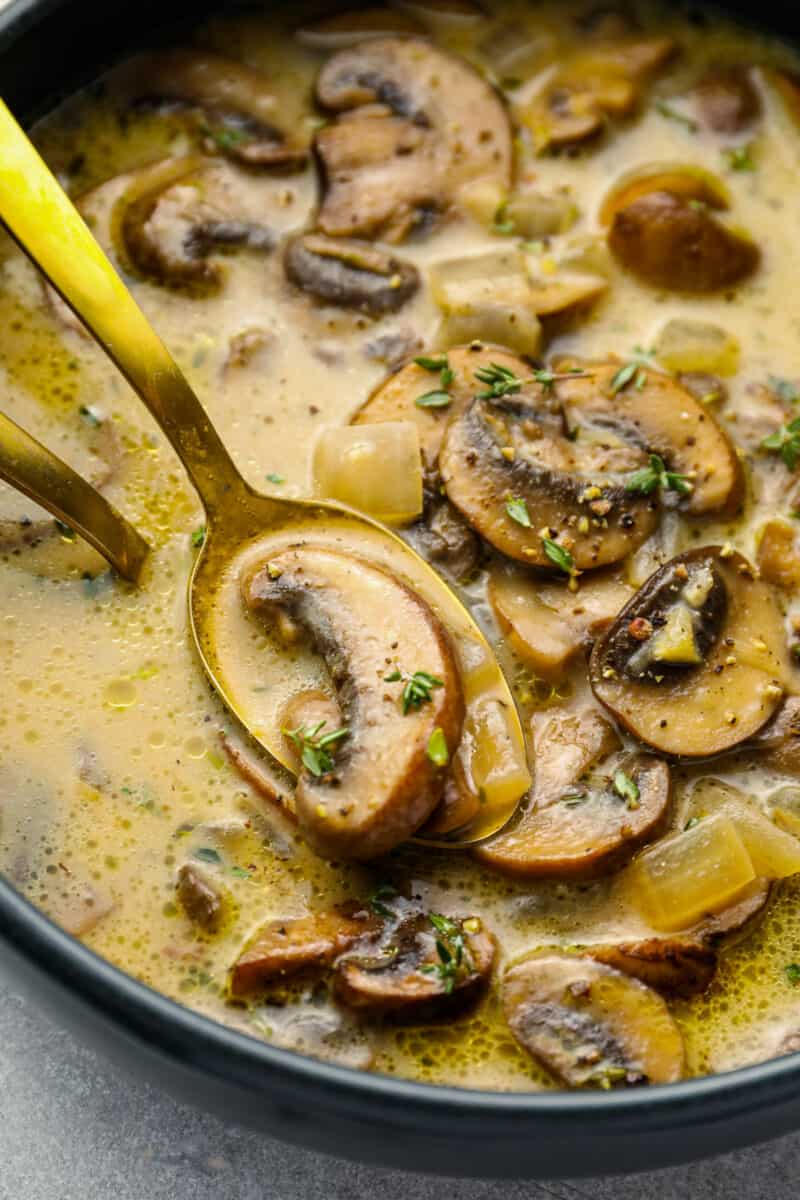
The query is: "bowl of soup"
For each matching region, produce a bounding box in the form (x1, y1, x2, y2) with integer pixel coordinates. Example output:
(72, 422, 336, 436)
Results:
(2, 0, 800, 1177)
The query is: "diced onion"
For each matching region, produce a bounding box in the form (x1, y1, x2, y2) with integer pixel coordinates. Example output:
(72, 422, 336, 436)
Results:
(312, 421, 423, 524)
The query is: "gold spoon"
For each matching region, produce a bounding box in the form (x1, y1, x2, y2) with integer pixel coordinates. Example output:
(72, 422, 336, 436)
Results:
(0, 98, 530, 846)
(0, 408, 148, 580)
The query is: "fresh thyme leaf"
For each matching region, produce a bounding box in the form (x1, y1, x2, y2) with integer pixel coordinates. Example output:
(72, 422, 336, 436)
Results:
(230, 865, 252, 879)
(79, 404, 103, 427)
(369, 882, 399, 918)
(282, 721, 350, 777)
(475, 361, 523, 400)
(533, 367, 592, 391)
(723, 143, 755, 172)
(266, 472, 285, 485)
(423, 914, 472, 994)
(505, 495, 531, 528)
(562, 791, 588, 808)
(542, 537, 575, 575)
(426, 727, 449, 767)
(769, 376, 800, 404)
(415, 389, 452, 408)
(761, 416, 800, 471)
(655, 101, 698, 133)
(194, 847, 222, 864)
(492, 219, 516, 236)
(414, 355, 449, 372)
(785, 963, 800, 986)
(55, 519, 76, 542)
(191, 526, 206, 548)
(204, 125, 251, 151)
(624, 454, 693, 497)
(613, 770, 640, 810)
(684, 816, 701, 830)
(384, 667, 444, 714)
(609, 361, 639, 395)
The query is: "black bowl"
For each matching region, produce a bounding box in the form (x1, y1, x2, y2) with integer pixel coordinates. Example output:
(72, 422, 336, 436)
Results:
(1, 0, 799, 1177)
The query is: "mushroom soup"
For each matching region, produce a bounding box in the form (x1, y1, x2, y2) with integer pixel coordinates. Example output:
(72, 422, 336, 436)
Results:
(4, 0, 800, 1091)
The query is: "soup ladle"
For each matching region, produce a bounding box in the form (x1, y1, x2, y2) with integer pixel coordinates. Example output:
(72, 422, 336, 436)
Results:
(0, 98, 530, 847)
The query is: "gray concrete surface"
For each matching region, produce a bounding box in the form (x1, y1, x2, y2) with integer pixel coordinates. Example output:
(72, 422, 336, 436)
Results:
(1, 966, 798, 1200)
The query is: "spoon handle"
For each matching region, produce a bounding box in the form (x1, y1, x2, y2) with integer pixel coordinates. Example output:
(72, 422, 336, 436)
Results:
(0, 98, 245, 516)
(0, 409, 149, 581)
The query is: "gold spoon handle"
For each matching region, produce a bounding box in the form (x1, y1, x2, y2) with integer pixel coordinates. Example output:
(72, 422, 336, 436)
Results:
(0, 98, 245, 516)
(0, 409, 149, 581)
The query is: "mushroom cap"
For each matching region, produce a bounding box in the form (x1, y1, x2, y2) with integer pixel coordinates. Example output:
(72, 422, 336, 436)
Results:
(314, 37, 512, 241)
(590, 547, 789, 757)
(503, 953, 685, 1088)
(242, 544, 465, 860)
(284, 233, 419, 316)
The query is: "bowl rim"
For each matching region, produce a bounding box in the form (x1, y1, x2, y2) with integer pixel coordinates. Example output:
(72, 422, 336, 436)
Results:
(3, 872, 800, 1126)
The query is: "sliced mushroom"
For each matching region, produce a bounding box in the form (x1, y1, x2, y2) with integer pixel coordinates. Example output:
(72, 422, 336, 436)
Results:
(353, 343, 529, 478)
(555, 360, 744, 517)
(488, 566, 632, 680)
(229, 905, 376, 997)
(599, 163, 730, 226)
(608, 190, 759, 292)
(750, 697, 800, 776)
(591, 547, 788, 757)
(439, 388, 661, 571)
(284, 234, 419, 316)
(475, 741, 670, 880)
(113, 48, 306, 169)
(295, 7, 423, 48)
(115, 157, 275, 290)
(503, 955, 684, 1088)
(692, 879, 772, 944)
(589, 937, 716, 998)
(242, 544, 464, 859)
(690, 66, 761, 134)
(519, 36, 676, 153)
(176, 863, 224, 931)
(314, 38, 512, 241)
(334, 911, 494, 1017)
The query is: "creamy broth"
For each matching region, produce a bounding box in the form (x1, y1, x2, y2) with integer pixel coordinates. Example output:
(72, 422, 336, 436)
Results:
(3, 0, 800, 1090)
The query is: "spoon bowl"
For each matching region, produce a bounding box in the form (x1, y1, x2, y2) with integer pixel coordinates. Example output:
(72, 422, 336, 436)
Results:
(0, 98, 530, 847)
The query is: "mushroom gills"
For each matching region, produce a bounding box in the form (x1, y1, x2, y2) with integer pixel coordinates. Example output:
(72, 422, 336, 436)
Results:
(242, 544, 465, 860)
(591, 547, 788, 757)
(285, 234, 419, 316)
(503, 954, 684, 1088)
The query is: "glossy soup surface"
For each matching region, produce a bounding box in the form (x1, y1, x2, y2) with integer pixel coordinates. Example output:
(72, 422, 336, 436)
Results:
(3, 0, 800, 1090)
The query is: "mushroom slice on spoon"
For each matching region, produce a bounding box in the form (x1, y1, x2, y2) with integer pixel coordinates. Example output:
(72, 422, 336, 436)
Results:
(284, 234, 419, 316)
(590, 547, 788, 757)
(112, 48, 307, 170)
(503, 954, 685, 1088)
(242, 544, 465, 860)
(314, 37, 512, 242)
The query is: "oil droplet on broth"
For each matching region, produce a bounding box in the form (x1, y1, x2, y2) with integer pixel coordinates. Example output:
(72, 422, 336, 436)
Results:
(184, 736, 207, 759)
(104, 678, 138, 709)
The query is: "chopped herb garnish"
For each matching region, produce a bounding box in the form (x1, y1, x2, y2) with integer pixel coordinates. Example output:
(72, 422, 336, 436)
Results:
(609, 361, 639, 395)
(624, 453, 693, 497)
(475, 361, 591, 400)
(761, 416, 800, 471)
(420, 914, 472, 994)
(769, 376, 800, 405)
(426, 727, 449, 768)
(562, 791, 588, 808)
(542, 536, 575, 576)
(613, 770, 640, 810)
(194, 847, 222, 864)
(230, 865, 253, 879)
(723, 143, 756, 172)
(655, 101, 698, 133)
(54, 518, 76, 542)
(204, 125, 251, 151)
(492, 218, 516, 236)
(505, 495, 532, 528)
(684, 816, 701, 830)
(368, 882, 398, 918)
(414, 352, 454, 400)
(282, 720, 350, 777)
(191, 526, 206, 548)
(415, 389, 452, 408)
(384, 668, 444, 714)
(266, 472, 286, 485)
(785, 963, 800, 986)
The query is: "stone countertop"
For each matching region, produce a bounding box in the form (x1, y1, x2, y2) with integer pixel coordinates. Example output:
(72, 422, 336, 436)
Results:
(2, 967, 799, 1200)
